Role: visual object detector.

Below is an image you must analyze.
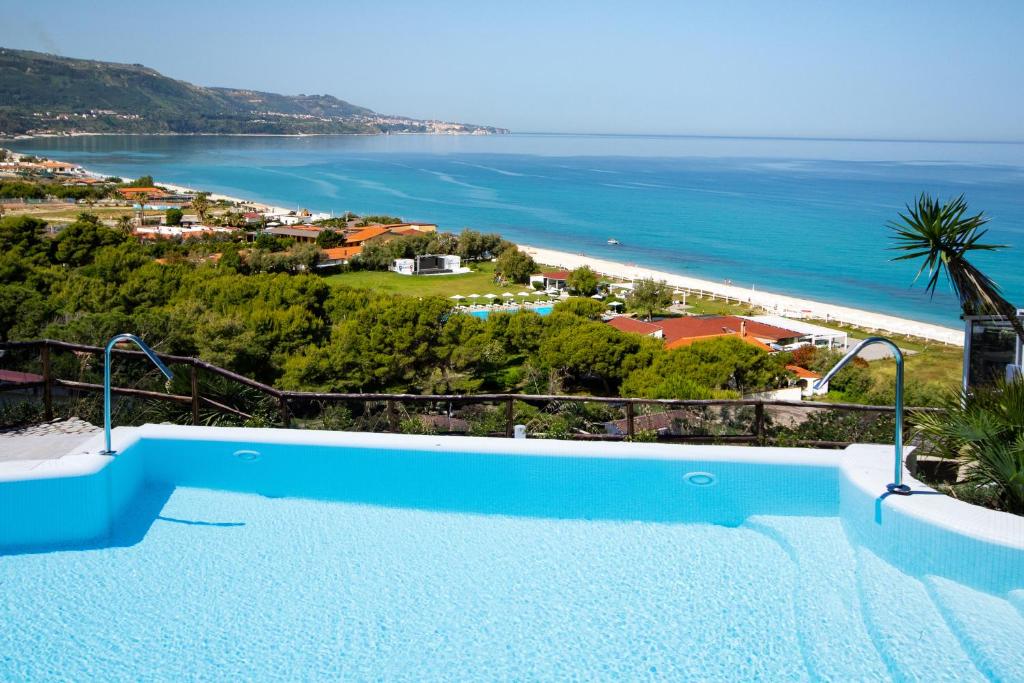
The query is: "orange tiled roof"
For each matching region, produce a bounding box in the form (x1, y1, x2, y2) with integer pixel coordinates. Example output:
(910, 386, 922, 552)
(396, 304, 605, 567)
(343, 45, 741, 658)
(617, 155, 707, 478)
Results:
(607, 317, 662, 335)
(118, 187, 163, 193)
(345, 225, 393, 244)
(541, 270, 570, 280)
(322, 246, 362, 260)
(786, 364, 821, 379)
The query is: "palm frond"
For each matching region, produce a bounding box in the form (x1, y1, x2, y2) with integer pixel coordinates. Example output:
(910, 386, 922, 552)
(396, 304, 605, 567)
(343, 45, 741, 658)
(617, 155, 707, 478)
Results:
(888, 193, 1022, 341)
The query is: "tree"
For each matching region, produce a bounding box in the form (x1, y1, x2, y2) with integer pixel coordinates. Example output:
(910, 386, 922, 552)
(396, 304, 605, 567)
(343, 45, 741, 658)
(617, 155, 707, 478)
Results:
(494, 247, 536, 284)
(115, 214, 134, 232)
(191, 192, 211, 223)
(628, 278, 673, 321)
(126, 175, 155, 187)
(890, 193, 1023, 341)
(316, 228, 345, 248)
(553, 297, 605, 320)
(567, 266, 598, 296)
(165, 208, 184, 226)
(52, 214, 126, 267)
(621, 336, 789, 398)
(537, 321, 652, 394)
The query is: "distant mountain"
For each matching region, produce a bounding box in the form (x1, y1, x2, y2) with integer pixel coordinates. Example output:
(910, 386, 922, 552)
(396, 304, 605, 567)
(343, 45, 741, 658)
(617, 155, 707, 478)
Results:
(0, 48, 507, 137)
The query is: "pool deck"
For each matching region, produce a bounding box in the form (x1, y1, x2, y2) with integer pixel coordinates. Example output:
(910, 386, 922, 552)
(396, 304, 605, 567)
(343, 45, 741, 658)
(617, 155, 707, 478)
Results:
(0, 418, 99, 463)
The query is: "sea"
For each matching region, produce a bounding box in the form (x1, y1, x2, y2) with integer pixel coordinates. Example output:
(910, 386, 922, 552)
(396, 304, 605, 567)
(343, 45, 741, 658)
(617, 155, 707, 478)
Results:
(8, 133, 1024, 326)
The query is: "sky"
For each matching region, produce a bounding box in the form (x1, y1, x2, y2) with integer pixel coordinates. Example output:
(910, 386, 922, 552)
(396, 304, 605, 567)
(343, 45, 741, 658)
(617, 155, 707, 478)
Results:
(2, 0, 1022, 140)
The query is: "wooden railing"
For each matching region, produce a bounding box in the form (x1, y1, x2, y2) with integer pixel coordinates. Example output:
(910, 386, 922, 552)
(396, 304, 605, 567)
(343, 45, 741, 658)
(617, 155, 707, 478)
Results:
(0, 339, 938, 446)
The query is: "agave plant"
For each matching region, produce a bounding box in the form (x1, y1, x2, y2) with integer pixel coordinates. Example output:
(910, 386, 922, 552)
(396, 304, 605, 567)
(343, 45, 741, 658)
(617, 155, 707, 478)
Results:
(889, 193, 1024, 341)
(912, 378, 1024, 514)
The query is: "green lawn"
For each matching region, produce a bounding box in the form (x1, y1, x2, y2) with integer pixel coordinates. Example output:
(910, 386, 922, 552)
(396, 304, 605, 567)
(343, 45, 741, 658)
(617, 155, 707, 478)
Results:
(321, 263, 548, 300)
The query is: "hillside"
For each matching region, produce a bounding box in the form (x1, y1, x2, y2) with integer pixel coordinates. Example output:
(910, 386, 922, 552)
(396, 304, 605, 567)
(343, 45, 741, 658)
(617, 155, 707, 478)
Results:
(0, 48, 507, 137)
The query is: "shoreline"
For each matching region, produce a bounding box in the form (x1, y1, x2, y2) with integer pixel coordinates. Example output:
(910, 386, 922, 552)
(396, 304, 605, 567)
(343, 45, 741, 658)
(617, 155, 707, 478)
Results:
(520, 245, 964, 346)
(25, 152, 964, 345)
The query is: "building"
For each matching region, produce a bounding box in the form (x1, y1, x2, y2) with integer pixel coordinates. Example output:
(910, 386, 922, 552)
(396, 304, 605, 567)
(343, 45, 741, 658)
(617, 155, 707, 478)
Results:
(741, 315, 848, 350)
(345, 225, 400, 247)
(786, 365, 827, 397)
(318, 246, 362, 269)
(390, 254, 464, 276)
(264, 225, 323, 243)
(118, 187, 167, 200)
(606, 317, 664, 339)
(605, 315, 803, 351)
(529, 271, 570, 290)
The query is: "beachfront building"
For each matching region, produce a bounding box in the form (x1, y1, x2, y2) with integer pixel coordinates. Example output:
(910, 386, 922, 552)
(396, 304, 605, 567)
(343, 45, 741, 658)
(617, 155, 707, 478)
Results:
(345, 225, 398, 247)
(606, 315, 804, 351)
(742, 315, 848, 350)
(390, 254, 465, 276)
(264, 225, 323, 243)
(529, 271, 570, 291)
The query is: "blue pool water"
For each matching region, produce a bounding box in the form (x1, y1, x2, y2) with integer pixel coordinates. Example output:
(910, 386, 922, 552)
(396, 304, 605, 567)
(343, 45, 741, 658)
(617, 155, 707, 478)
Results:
(468, 305, 553, 319)
(1, 430, 1023, 680)
(8, 134, 1024, 325)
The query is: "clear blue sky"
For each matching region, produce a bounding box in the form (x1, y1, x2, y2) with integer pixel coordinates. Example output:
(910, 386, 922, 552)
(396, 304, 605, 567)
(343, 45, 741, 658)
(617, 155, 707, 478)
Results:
(3, 0, 1022, 140)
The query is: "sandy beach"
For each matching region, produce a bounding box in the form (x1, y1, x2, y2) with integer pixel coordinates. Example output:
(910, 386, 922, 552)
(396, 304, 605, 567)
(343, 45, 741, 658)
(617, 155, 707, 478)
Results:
(72, 162, 963, 346)
(521, 245, 964, 346)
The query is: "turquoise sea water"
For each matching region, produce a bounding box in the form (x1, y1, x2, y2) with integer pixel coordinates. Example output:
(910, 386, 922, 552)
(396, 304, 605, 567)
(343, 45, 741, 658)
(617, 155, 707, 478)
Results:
(9, 134, 1024, 325)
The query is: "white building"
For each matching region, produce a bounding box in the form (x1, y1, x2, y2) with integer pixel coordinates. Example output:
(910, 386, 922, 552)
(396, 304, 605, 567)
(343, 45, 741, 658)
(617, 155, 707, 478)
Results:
(390, 254, 466, 276)
(742, 315, 848, 350)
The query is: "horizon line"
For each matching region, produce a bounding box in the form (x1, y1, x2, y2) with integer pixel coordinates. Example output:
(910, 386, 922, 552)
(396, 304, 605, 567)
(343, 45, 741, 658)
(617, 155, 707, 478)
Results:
(511, 131, 1024, 146)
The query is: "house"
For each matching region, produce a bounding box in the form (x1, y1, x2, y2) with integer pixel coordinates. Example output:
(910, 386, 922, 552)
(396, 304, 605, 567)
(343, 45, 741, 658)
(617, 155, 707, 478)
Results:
(787, 365, 827, 397)
(529, 271, 570, 290)
(390, 254, 465, 276)
(264, 225, 323, 243)
(345, 225, 399, 247)
(606, 317, 664, 339)
(605, 315, 803, 351)
(118, 187, 168, 202)
(38, 160, 81, 175)
(318, 246, 362, 268)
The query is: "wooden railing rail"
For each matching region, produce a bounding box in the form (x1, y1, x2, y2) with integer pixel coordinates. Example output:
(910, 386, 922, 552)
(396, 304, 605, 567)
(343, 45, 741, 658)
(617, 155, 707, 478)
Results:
(0, 339, 940, 444)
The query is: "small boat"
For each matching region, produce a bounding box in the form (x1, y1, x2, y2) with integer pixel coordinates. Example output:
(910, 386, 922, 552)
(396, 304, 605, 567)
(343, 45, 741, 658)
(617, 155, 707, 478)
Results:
(607, 238, 621, 245)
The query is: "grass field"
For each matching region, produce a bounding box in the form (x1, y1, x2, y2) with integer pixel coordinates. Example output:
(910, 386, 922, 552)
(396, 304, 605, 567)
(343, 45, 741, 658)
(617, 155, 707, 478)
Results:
(321, 263, 550, 300)
(3, 204, 134, 224)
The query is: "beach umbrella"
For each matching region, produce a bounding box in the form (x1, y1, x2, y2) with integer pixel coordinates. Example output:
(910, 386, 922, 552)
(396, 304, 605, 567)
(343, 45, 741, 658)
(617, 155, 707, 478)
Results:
(591, 293, 604, 300)
(484, 293, 499, 300)
(449, 294, 466, 300)
(502, 292, 515, 298)
(467, 293, 480, 299)
(517, 291, 531, 296)
(608, 301, 624, 309)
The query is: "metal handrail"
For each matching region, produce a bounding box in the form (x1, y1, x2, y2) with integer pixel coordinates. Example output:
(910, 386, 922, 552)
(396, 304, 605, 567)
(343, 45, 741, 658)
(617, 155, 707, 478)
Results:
(101, 334, 174, 455)
(815, 336, 910, 494)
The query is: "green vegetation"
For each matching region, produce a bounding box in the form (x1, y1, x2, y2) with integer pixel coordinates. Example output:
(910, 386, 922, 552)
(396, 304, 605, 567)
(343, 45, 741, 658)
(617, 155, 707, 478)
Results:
(629, 278, 674, 321)
(0, 212, 794, 403)
(913, 379, 1024, 514)
(494, 247, 537, 284)
(567, 266, 598, 296)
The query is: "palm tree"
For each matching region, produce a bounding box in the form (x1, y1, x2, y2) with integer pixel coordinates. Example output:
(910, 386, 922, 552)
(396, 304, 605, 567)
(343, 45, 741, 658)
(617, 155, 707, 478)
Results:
(136, 192, 149, 227)
(889, 193, 1023, 341)
(116, 214, 133, 233)
(192, 192, 211, 223)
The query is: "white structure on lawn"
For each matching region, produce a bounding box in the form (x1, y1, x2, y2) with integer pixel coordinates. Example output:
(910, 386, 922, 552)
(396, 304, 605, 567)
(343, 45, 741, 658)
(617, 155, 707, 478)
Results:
(390, 254, 467, 276)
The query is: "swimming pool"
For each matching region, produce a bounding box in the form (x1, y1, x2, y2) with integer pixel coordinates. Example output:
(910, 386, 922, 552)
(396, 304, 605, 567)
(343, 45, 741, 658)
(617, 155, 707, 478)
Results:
(468, 304, 553, 319)
(2, 425, 1022, 680)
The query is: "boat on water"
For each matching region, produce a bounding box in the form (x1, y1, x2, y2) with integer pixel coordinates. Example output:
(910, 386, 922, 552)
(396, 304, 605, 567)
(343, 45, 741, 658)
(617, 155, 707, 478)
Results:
(606, 238, 620, 245)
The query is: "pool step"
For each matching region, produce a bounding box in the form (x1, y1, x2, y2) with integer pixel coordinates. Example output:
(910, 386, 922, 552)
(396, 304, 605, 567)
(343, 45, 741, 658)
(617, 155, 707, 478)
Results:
(744, 516, 887, 681)
(1008, 589, 1024, 618)
(854, 549, 984, 682)
(925, 576, 1024, 682)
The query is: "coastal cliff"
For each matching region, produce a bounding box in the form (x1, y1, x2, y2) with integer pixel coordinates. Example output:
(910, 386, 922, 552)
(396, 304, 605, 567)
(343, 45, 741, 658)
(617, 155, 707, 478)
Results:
(0, 47, 508, 138)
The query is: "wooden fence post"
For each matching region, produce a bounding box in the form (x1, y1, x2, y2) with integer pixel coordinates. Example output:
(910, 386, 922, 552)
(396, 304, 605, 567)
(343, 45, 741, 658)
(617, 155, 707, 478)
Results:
(279, 395, 291, 428)
(190, 362, 200, 425)
(386, 400, 399, 432)
(625, 402, 635, 439)
(41, 342, 53, 421)
(505, 398, 514, 437)
(754, 402, 766, 445)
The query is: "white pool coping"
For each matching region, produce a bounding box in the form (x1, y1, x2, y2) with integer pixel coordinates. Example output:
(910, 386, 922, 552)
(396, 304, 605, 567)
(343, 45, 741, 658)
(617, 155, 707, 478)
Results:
(2, 424, 1023, 554)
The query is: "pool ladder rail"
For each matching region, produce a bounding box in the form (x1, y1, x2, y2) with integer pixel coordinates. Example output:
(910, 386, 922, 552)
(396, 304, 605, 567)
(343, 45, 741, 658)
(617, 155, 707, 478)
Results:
(815, 336, 911, 495)
(101, 333, 174, 456)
